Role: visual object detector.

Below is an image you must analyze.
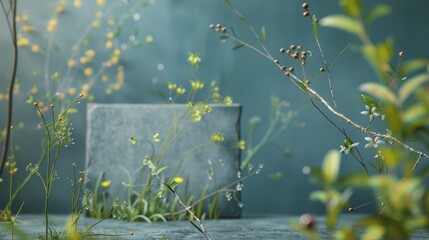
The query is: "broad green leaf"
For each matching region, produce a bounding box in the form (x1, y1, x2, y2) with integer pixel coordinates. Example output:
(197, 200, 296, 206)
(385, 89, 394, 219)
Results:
(379, 146, 402, 168)
(232, 44, 245, 50)
(359, 82, 397, 105)
(322, 150, 341, 184)
(336, 226, 358, 240)
(365, 4, 391, 26)
(402, 104, 426, 124)
(340, 0, 363, 17)
(260, 26, 266, 44)
(360, 94, 380, 108)
(362, 225, 385, 240)
(398, 73, 429, 104)
(398, 59, 429, 76)
(312, 15, 319, 38)
(320, 15, 363, 36)
(338, 173, 369, 188)
(310, 190, 329, 203)
(383, 103, 402, 137)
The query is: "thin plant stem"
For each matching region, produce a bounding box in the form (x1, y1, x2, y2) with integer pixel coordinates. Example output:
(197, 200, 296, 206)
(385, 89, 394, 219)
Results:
(0, 0, 18, 177)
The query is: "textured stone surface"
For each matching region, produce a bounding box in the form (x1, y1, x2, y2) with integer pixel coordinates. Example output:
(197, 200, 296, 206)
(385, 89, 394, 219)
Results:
(2, 214, 429, 239)
(85, 104, 242, 218)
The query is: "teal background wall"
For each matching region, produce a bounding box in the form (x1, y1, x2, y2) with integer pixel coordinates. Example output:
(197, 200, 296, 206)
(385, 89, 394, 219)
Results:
(1, 0, 429, 215)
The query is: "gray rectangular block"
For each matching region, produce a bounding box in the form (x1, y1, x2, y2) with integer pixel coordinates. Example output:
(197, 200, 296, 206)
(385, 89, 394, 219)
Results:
(85, 103, 242, 218)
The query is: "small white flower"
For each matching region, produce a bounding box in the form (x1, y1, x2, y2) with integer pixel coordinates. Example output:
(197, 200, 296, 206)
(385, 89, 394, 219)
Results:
(340, 140, 359, 154)
(360, 105, 381, 122)
(364, 136, 385, 148)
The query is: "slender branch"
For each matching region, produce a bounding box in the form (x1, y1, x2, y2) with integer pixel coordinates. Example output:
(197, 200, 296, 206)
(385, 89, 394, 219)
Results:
(222, 32, 429, 161)
(0, 0, 18, 177)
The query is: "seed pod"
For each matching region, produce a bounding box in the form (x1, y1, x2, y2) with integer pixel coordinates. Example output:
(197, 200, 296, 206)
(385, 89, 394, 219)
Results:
(289, 67, 294, 72)
(302, 3, 309, 9)
(280, 48, 285, 54)
(399, 51, 405, 57)
(209, 24, 215, 29)
(299, 213, 315, 229)
(303, 11, 309, 17)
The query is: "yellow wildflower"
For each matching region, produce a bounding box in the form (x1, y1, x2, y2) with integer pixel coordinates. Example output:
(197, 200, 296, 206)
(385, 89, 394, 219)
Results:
(57, 92, 65, 100)
(47, 19, 58, 33)
(82, 83, 90, 91)
(31, 44, 41, 53)
(31, 86, 38, 94)
(113, 49, 121, 56)
(9, 167, 18, 175)
(108, 19, 115, 25)
(96, 0, 106, 6)
(224, 96, 233, 105)
(105, 88, 113, 94)
(173, 177, 184, 184)
(211, 132, 225, 143)
(152, 133, 160, 142)
(190, 80, 204, 90)
(101, 74, 108, 81)
(105, 40, 113, 49)
(84, 68, 94, 77)
(68, 87, 77, 95)
(145, 35, 154, 44)
(107, 32, 115, 39)
(17, 38, 29, 47)
(80, 57, 90, 64)
(236, 140, 246, 150)
(101, 180, 111, 188)
(176, 87, 186, 95)
(22, 24, 33, 32)
(96, 11, 103, 18)
(110, 56, 119, 64)
(85, 49, 95, 58)
(67, 59, 76, 68)
(187, 53, 201, 66)
(56, 5, 65, 13)
(92, 20, 101, 27)
(73, 0, 82, 8)
(167, 82, 177, 90)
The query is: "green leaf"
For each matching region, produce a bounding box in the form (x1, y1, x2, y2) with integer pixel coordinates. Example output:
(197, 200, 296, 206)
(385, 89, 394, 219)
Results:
(312, 15, 319, 38)
(365, 4, 391, 26)
(360, 94, 379, 108)
(322, 150, 341, 184)
(292, 79, 308, 92)
(320, 14, 363, 36)
(398, 59, 429, 76)
(359, 82, 397, 105)
(379, 146, 402, 168)
(362, 225, 385, 240)
(224, 0, 250, 27)
(340, 0, 363, 17)
(402, 104, 426, 124)
(220, 35, 230, 40)
(398, 73, 429, 104)
(156, 166, 168, 175)
(260, 26, 266, 44)
(337, 173, 369, 188)
(232, 44, 245, 50)
(310, 190, 329, 203)
(335, 226, 358, 240)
